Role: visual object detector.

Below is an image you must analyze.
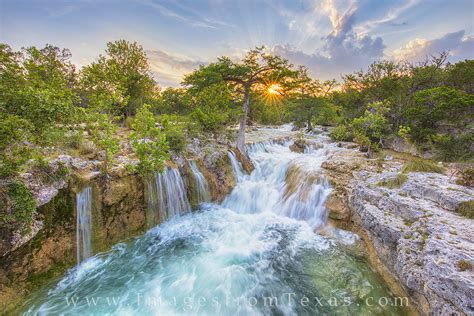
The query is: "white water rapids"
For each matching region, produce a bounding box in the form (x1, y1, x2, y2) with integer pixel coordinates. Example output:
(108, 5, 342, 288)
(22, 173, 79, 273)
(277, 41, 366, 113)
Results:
(23, 129, 406, 315)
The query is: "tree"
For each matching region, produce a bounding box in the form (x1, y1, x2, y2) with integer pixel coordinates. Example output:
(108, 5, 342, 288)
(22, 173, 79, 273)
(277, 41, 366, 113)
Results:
(287, 68, 340, 129)
(190, 83, 235, 132)
(0, 44, 79, 135)
(183, 46, 298, 153)
(405, 86, 474, 142)
(156, 87, 192, 115)
(80, 40, 156, 117)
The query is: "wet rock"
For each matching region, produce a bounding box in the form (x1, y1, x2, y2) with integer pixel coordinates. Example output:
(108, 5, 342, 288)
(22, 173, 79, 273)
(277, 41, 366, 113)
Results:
(232, 148, 254, 173)
(289, 139, 306, 153)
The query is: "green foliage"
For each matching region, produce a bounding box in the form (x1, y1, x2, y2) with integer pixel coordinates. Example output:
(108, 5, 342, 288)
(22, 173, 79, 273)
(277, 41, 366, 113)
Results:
(87, 113, 120, 173)
(156, 88, 192, 115)
(402, 160, 445, 174)
(455, 200, 474, 219)
(190, 84, 234, 132)
(0, 181, 36, 231)
(431, 133, 474, 162)
(161, 115, 186, 153)
(405, 87, 473, 143)
(376, 174, 408, 189)
(397, 125, 411, 142)
(350, 101, 390, 152)
(0, 44, 78, 133)
(130, 105, 169, 176)
(80, 40, 156, 117)
(0, 114, 34, 177)
(330, 124, 352, 141)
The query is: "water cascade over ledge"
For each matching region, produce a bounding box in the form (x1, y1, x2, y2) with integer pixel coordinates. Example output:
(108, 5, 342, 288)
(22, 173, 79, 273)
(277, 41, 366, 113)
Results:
(76, 186, 92, 264)
(147, 167, 191, 225)
(23, 130, 408, 315)
(189, 160, 211, 203)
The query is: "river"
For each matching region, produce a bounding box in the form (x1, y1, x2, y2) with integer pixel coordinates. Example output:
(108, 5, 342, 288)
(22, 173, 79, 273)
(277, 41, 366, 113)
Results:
(22, 128, 407, 315)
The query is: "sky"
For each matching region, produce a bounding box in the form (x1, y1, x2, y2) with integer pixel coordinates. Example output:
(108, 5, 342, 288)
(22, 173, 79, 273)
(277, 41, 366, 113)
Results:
(1, 0, 473, 87)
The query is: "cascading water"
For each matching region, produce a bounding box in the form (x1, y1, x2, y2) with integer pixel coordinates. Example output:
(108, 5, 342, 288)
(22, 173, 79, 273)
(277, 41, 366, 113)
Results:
(189, 160, 211, 203)
(147, 167, 191, 224)
(76, 186, 92, 264)
(227, 151, 245, 181)
(23, 130, 408, 315)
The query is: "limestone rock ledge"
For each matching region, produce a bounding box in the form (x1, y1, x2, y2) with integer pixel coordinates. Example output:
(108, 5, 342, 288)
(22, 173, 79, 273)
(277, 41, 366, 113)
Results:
(323, 149, 474, 315)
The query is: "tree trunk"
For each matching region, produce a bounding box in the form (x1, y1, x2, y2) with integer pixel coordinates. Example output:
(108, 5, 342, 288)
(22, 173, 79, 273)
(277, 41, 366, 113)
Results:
(307, 116, 312, 131)
(237, 86, 250, 153)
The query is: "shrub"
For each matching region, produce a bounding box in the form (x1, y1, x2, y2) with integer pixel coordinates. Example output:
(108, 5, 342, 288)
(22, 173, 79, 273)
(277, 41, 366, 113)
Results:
(350, 101, 390, 154)
(330, 124, 352, 141)
(457, 259, 473, 271)
(376, 174, 408, 189)
(402, 160, 445, 174)
(0, 181, 37, 233)
(455, 168, 474, 187)
(161, 115, 186, 153)
(455, 200, 474, 219)
(88, 113, 120, 174)
(130, 105, 169, 176)
(431, 133, 474, 162)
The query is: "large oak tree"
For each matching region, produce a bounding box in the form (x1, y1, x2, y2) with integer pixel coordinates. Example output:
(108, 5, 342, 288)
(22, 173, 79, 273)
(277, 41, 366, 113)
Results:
(183, 47, 298, 153)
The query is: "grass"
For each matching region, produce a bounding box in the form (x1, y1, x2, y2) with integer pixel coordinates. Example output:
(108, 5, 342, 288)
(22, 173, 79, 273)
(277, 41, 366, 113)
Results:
(402, 159, 445, 174)
(456, 259, 473, 272)
(455, 200, 474, 219)
(377, 174, 408, 189)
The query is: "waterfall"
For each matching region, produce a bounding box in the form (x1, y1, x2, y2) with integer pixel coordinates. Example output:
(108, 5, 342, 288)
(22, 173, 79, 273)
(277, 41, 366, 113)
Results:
(148, 167, 191, 223)
(24, 128, 405, 316)
(189, 161, 211, 203)
(227, 151, 244, 181)
(76, 186, 92, 263)
(278, 173, 332, 228)
(224, 138, 332, 229)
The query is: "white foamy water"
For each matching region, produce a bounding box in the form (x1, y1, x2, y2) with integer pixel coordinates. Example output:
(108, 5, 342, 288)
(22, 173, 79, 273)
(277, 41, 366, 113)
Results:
(76, 186, 92, 264)
(189, 160, 211, 203)
(23, 128, 405, 316)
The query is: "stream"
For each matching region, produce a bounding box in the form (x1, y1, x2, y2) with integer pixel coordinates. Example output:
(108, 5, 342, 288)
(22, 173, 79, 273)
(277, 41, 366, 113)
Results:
(22, 128, 407, 315)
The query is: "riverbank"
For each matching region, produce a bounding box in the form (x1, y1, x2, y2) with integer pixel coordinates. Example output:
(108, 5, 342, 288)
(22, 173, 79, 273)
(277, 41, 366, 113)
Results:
(19, 128, 411, 315)
(323, 142, 474, 315)
(2, 126, 472, 315)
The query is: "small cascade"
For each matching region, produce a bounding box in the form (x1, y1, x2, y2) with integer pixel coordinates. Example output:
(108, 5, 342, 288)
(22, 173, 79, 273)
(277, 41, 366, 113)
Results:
(278, 173, 332, 228)
(189, 161, 211, 203)
(148, 167, 191, 222)
(76, 186, 92, 264)
(227, 151, 245, 181)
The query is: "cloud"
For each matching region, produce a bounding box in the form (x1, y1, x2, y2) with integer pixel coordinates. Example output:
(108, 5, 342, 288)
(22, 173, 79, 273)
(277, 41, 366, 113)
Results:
(354, 0, 419, 35)
(135, 0, 233, 29)
(271, 0, 385, 80)
(146, 49, 205, 87)
(392, 30, 474, 62)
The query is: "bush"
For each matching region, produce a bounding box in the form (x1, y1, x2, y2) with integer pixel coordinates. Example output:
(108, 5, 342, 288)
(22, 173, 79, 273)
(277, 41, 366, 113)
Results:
(0, 114, 34, 177)
(161, 115, 186, 153)
(130, 105, 169, 176)
(0, 181, 36, 233)
(455, 168, 474, 187)
(376, 174, 408, 189)
(455, 200, 474, 219)
(402, 160, 445, 174)
(350, 101, 390, 154)
(330, 124, 352, 141)
(431, 133, 474, 162)
(456, 259, 473, 271)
